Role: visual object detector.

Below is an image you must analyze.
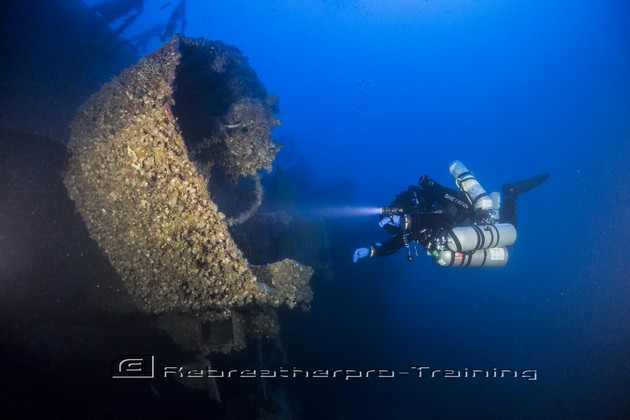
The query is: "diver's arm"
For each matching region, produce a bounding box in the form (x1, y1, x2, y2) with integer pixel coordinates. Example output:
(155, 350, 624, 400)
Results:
(353, 235, 405, 262)
(369, 235, 405, 257)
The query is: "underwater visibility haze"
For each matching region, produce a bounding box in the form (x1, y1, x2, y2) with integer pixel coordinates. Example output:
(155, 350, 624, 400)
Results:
(0, 0, 629, 418)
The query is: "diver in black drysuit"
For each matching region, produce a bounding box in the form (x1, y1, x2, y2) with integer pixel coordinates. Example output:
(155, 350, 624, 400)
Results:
(353, 172, 549, 262)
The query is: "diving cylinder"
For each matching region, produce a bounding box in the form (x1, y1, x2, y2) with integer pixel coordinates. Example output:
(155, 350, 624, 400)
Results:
(449, 161, 493, 211)
(445, 223, 516, 252)
(434, 247, 509, 267)
(489, 191, 501, 221)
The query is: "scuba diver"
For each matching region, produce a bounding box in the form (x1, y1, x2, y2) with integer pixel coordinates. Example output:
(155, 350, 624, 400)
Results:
(353, 161, 549, 267)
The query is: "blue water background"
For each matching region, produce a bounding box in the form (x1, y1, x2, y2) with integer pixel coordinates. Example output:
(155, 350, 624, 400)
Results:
(87, 0, 630, 417)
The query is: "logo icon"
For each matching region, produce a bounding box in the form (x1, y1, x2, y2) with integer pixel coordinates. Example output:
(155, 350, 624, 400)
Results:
(112, 355, 155, 379)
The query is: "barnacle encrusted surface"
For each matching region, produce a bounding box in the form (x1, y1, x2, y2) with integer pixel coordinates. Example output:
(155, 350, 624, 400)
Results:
(64, 37, 312, 318)
(173, 39, 280, 181)
(246, 307, 280, 340)
(251, 259, 314, 310)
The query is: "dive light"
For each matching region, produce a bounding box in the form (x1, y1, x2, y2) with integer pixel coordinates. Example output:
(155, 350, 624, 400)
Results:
(379, 207, 405, 217)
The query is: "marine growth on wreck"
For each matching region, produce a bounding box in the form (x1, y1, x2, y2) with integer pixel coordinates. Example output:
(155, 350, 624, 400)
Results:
(64, 36, 315, 353)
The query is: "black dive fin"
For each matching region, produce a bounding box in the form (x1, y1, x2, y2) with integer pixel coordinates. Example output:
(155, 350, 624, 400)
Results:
(502, 173, 550, 197)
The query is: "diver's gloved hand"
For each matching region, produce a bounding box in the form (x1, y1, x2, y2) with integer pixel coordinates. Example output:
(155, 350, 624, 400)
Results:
(379, 215, 401, 228)
(353, 247, 370, 263)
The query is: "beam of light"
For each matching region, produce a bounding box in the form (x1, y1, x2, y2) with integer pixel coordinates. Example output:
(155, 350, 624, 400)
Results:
(298, 205, 383, 219)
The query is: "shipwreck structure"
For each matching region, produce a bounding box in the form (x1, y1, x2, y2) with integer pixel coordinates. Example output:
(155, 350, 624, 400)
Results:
(64, 36, 314, 354)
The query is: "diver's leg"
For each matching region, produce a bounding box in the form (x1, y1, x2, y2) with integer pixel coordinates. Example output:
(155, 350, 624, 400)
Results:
(500, 173, 550, 227)
(501, 187, 518, 226)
